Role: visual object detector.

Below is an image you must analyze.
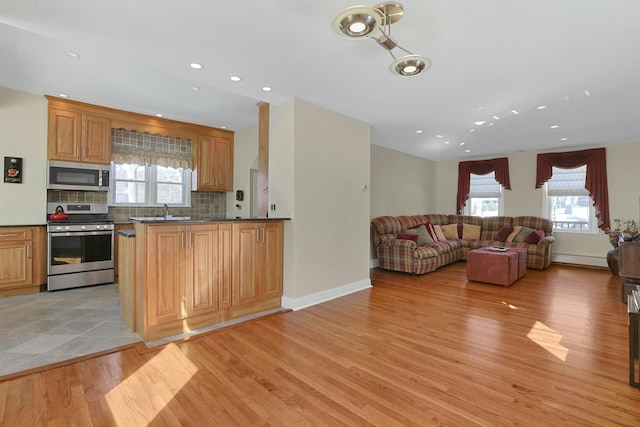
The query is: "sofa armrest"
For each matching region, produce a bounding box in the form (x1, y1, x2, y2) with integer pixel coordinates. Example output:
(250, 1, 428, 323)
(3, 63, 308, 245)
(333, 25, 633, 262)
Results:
(538, 236, 555, 245)
(384, 238, 418, 249)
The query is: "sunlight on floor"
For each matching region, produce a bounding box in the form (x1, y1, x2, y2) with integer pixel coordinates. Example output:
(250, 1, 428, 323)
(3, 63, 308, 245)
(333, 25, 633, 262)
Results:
(105, 343, 198, 425)
(527, 321, 569, 361)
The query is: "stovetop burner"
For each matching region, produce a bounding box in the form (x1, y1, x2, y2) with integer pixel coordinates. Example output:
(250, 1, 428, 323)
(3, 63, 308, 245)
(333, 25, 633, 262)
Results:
(46, 202, 113, 228)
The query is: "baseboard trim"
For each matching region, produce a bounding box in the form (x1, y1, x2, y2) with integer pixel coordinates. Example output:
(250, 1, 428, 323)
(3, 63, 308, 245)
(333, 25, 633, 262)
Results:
(370, 258, 379, 269)
(282, 279, 372, 311)
(551, 254, 607, 268)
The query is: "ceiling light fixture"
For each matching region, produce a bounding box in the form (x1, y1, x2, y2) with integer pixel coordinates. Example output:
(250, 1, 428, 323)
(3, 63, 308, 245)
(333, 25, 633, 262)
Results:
(474, 121, 486, 126)
(333, 2, 431, 77)
(537, 105, 547, 110)
(155, 113, 163, 118)
(190, 63, 203, 69)
(65, 51, 80, 58)
(262, 86, 272, 92)
(550, 125, 559, 129)
(511, 110, 519, 115)
(189, 86, 200, 91)
(230, 76, 241, 82)
(415, 129, 423, 134)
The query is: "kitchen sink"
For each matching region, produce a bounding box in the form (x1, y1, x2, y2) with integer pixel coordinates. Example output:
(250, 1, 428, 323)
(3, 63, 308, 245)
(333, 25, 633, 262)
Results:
(129, 216, 192, 221)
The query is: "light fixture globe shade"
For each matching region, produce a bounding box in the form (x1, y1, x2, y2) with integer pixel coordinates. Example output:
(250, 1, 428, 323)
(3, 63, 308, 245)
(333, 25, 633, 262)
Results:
(333, 6, 383, 39)
(390, 54, 431, 76)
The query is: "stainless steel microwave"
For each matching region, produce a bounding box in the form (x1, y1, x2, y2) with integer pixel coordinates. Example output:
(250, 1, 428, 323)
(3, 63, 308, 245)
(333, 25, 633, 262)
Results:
(47, 160, 110, 191)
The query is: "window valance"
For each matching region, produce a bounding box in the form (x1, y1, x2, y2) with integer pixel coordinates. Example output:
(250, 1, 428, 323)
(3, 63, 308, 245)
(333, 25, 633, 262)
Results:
(535, 147, 609, 230)
(111, 129, 193, 169)
(457, 157, 511, 214)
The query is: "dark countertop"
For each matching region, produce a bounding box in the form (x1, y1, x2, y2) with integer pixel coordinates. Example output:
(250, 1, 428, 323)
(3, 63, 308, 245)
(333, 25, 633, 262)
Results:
(129, 216, 290, 223)
(116, 229, 137, 237)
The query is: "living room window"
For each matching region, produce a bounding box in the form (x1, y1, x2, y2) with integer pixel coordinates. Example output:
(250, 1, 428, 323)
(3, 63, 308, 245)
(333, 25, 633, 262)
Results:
(544, 165, 596, 233)
(109, 162, 191, 207)
(464, 171, 503, 217)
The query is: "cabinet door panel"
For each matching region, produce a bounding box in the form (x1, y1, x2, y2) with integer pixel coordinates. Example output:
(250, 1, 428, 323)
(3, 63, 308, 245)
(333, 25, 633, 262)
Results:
(218, 223, 233, 308)
(0, 241, 32, 288)
(82, 114, 111, 164)
(213, 137, 232, 191)
(147, 226, 184, 326)
(186, 225, 218, 317)
(263, 222, 284, 299)
(48, 109, 81, 161)
(232, 224, 260, 306)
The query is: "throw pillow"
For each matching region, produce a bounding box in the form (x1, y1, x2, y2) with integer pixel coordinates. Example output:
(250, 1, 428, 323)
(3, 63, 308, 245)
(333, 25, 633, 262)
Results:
(494, 226, 513, 242)
(457, 223, 464, 239)
(397, 232, 419, 244)
(462, 223, 481, 240)
(433, 225, 447, 241)
(513, 226, 536, 243)
(525, 231, 541, 244)
(404, 225, 433, 246)
(424, 222, 439, 241)
(505, 226, 522, 242)
(441, 223, 459, 240)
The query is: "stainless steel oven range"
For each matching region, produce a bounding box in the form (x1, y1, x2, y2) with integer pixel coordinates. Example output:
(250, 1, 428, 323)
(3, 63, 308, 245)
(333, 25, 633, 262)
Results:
(46, 202, 114, 291)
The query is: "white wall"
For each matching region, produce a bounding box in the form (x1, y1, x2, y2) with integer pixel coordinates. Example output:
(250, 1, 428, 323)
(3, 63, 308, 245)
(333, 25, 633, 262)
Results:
(226, 124, 258, 218)
(370, 144, 437, 219)
(270, 98, 371, 302)
(435, 142, 640, 266)
(0, 87, 47, 226)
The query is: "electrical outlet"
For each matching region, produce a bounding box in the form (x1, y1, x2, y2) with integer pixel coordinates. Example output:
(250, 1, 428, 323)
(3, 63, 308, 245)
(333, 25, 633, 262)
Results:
(270, 204, 277, 211)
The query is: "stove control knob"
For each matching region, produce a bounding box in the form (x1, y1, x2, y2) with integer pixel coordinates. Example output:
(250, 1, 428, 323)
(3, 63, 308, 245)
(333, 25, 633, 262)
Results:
(65, 226, 71, 231)
(81, 225, 86, 230)
(96, 225, 102, 230)
(56, 226, 63, 231)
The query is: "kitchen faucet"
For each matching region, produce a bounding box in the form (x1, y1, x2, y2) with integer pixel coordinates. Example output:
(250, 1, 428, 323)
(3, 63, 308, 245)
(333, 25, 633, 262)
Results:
(163, 203, 170, 217)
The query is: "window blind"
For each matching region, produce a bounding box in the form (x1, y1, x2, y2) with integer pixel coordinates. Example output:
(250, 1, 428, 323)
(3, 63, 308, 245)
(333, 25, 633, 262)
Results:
(468, 171, 501, 198)
(547, 166, 588, 196)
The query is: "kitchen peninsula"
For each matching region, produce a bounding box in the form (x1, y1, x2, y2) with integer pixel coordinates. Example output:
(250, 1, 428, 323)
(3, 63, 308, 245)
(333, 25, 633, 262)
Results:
(119, 217, 287, 341)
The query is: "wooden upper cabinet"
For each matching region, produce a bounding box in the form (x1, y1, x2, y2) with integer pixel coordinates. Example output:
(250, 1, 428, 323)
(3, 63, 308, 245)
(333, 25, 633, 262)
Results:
(48, 107, 111, 164)
(193, 134, 234, 192)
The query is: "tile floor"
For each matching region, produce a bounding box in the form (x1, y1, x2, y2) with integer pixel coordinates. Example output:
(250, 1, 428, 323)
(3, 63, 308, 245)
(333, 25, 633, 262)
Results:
(0, 283, 289, 378)
(0, 283, 140, 377)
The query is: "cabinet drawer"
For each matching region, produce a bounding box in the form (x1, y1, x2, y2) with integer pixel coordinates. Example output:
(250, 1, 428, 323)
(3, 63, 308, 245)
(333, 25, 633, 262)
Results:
(0, 227, 32, 241)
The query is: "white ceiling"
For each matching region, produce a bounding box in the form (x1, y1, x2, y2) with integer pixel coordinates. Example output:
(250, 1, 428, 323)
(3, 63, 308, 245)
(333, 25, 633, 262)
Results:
(2, 0, 640, 161)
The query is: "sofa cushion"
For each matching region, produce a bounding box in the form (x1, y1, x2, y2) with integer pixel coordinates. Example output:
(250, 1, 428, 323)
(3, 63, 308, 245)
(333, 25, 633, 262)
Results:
(513, 226, 536, 243)
(441, 223, 459, 240)
(506, 226, 522, 242)
(495, 226, 513, 242)
(404, 225, 433, 246)
(397, 232, 419, 244)
(462, 223, 481, 240)
(525, 230, 541, 244)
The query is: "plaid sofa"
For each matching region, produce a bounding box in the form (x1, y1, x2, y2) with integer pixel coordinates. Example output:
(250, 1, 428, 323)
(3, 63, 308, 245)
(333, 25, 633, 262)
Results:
(371, 215, 555, 274)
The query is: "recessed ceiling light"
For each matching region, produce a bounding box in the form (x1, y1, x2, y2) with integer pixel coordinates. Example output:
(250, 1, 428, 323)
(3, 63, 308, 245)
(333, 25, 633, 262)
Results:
(511, 110, 519, 115)
(262, 86, 272, 92)
(436, 134, 443, 138)
(58, 93, 69, 98)
(469, 129, 475, 132)
(537, 105, 547, 110)
(460, 142, 465, 146)
(474, 121, 485, 126)
(489, 122, 494, 126)
(561, 137, 568, 141)
(65, 51, 80, 58)
(585, 90, 590, 97)
(415, 129, 423, 134)
(550, 125, 559, 129)
(477, 107, 485, 111)
(156, 113, 163, 117)
(465, 149, 471, 153)
(444, 141, 450, 144)
(220, 126, 227, 129)
(189, 86, 200, 91)
(493, 116, 500, 120)
(230, 76, 241, 82)
(190, 63, 203, 69)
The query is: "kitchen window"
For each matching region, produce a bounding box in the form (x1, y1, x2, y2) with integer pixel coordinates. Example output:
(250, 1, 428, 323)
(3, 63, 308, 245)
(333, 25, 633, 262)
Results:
(109, 162, 191, 207)
(108, 128, 193, 207)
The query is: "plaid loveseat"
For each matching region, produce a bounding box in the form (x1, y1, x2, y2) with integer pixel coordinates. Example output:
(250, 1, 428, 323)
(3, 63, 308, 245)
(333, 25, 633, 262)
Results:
(371, 215, 555, 275)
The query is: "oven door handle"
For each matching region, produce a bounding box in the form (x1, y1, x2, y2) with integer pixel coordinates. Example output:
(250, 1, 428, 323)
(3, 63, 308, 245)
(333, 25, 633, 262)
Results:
(49, 230, 113, 237)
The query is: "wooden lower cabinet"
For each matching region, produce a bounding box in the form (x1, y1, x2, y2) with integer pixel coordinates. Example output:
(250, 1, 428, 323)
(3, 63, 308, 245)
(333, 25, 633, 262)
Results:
(124, 221, 283, 341)
(133, 222, 233, 341)
(0, 226, 45, 297)
(232, 221, 283, 317)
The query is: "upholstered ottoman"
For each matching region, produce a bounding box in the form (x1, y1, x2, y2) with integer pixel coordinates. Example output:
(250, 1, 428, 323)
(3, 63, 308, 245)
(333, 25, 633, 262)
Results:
(467, 248, 524, 286)
(508, 247, 527, 279)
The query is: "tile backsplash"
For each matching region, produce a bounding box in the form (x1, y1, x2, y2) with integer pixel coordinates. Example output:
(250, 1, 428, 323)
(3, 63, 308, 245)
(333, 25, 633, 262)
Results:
(47, 190, 227, 223)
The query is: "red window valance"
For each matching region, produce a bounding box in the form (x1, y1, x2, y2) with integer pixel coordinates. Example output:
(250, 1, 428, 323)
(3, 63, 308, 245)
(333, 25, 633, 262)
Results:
(457, 157, 511, 214)
(536, 147, 610, 230)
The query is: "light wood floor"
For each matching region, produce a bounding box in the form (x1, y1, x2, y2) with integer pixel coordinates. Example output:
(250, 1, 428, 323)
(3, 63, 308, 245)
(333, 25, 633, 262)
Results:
(1, 262, 639, 426)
